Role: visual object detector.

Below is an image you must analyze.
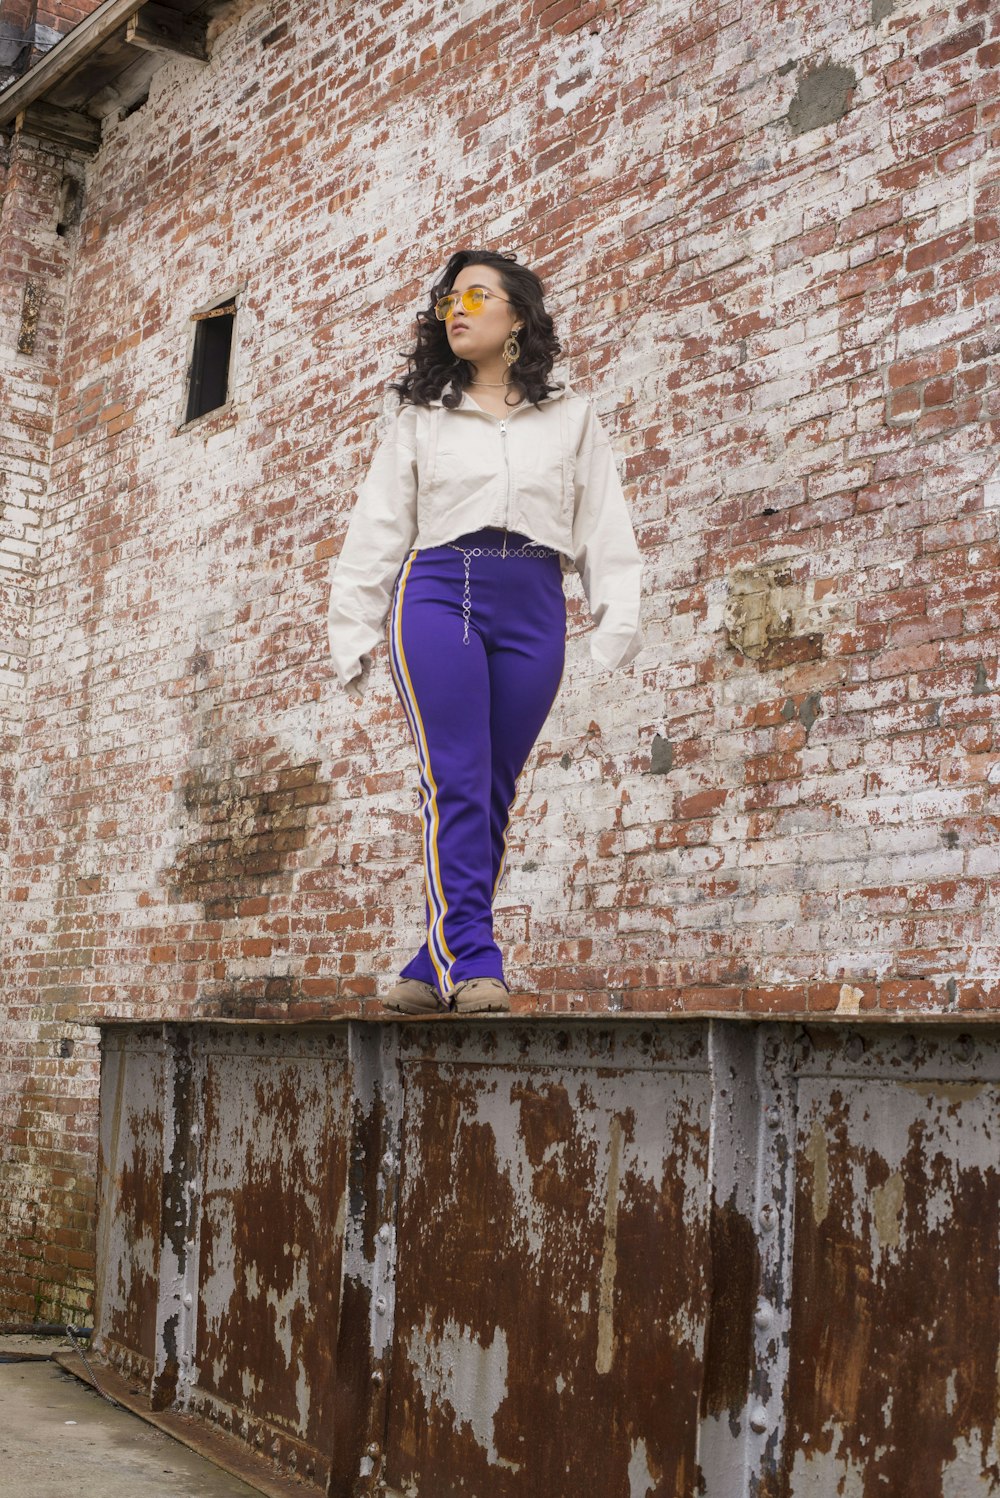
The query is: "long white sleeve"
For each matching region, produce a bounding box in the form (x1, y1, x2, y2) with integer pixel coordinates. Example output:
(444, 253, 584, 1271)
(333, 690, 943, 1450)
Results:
(571, 400, 644, 671)
(327, 395, 418, 693)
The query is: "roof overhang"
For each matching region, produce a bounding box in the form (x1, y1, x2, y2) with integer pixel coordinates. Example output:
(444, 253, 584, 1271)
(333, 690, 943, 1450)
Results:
(0, 0, 215, 154)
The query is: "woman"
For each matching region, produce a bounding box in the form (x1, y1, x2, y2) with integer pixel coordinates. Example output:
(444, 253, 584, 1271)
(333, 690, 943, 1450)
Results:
(327, 248, 643, 1015)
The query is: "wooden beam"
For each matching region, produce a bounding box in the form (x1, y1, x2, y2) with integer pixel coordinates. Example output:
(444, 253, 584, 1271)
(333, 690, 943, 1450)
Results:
(0, 0, 142, 127)
(14, 99, 102, 155)
(126, 5, 208, 62)
(0, 0, 142, 128)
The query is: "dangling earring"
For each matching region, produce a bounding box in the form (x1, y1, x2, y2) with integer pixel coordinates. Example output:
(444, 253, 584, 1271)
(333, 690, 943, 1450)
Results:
(502, 327, 522, 367)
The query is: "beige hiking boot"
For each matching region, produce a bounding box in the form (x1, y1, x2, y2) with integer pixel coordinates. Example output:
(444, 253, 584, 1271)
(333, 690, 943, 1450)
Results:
(382, 979, 448, 1014)
(449, 978, 510, 1014)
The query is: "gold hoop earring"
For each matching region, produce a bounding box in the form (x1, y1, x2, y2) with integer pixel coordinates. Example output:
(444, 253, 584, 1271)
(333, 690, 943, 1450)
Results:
(502, 328, 522, 367)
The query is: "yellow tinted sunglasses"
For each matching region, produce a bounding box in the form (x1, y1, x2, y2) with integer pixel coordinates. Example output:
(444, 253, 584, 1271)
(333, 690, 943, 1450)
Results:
(434, 286, 513, 320)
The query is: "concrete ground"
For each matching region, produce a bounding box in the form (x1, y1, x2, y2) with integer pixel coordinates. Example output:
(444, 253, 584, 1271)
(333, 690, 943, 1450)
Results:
(0, 1340, 263, 1498)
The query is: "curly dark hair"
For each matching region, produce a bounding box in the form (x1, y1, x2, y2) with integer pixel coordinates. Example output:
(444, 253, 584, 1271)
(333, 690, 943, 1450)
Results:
(387, 248, 564, 411)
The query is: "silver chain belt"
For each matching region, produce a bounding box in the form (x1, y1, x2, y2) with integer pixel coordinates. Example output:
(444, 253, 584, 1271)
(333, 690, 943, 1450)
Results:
(445, 541, 558, 644)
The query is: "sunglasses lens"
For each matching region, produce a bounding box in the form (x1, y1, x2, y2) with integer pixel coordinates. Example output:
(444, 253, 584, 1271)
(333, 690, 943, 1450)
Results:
(435, 288, 488, 319)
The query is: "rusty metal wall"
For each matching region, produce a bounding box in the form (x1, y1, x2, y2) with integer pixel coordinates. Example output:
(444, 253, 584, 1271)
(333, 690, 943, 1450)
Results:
(95, 1031, 166, 1387)
(92, 1019, 1000, 1498)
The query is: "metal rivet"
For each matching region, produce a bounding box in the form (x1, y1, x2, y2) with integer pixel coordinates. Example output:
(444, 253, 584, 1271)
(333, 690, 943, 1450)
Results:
(952, 1034, 974, 1063)
(749, 1406, 768, 1434)
(367, 1442, 381, 1457)
(382, 1152, 395, 1172)
(844, 1033, 865, 1062)
(758, 1204, 776, 1232)
(375, 1296, 388, 1316)
(371, 1369, 383, 1385)
(377, 1224, 391, 1244)
(765, 1106, 781, 1128)
(754, 1302, 773, 1331)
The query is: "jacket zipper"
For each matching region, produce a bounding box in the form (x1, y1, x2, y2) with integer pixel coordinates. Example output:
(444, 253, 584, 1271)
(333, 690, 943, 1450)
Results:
(458, 398, 529, 536)
(499, 419, 510, 534)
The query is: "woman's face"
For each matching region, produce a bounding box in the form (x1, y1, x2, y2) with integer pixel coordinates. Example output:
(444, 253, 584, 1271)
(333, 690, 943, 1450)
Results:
(442, 264, 522, 369)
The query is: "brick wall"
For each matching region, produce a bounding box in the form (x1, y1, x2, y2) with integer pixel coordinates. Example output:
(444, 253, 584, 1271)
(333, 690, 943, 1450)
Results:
(0, 0, 998, 1317)
(0, 126, 93, 1319)
(0, 0, 37, 82)
(0, 0, 105, 86)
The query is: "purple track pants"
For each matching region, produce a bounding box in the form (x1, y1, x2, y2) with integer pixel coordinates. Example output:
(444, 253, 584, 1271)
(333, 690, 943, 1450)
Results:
(387, 527, 567, 998)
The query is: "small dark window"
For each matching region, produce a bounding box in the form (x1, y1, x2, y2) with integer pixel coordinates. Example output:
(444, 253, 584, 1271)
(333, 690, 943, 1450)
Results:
(186, 299, 236, 421)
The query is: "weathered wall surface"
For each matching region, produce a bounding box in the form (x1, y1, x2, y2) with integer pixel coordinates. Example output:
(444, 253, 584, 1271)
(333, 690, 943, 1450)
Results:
(0, 0, 104, 88)
(0, 119, 90, 1321)
(0, 0, 998, 1316)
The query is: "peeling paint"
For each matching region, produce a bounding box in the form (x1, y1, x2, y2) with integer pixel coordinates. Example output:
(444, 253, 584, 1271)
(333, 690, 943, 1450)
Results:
(542, 28, 605, 116)
(803, 1118, 830, 1226)
(596, 1114, 623, 1375)
(941, 1432, 1000, 1497)
(902, 1080, 986, 1105)
(406, 1312, 519, 1472)
(628, 1434, 656, 1497)
(781, 1050, 1000, 1498)
(871, 1170, 904, 1252)
(836, 984, 864, 1015)
(385, 1025, 711, 1493)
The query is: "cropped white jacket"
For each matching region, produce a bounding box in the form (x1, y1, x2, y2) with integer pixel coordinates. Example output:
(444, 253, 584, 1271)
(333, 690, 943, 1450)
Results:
(327, 378, 644, 694)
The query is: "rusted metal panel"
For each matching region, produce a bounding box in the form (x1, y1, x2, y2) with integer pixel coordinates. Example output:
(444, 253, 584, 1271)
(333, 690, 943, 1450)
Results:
(699, 1023, 777, 1497)
(771, 1028, 1000, 1498)
(95, 1024, 354, 1493)
(90, 1019, 999, 1498)
(327, 1024, 405, 1498)
(382, 1024, 712, 1496)
(185, 1029, 353, 1488)
(93, 1026, 167, 1387)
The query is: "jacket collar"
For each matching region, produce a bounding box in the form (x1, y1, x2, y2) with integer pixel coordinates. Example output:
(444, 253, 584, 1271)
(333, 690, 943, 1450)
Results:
(426, 379, 571, 407)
